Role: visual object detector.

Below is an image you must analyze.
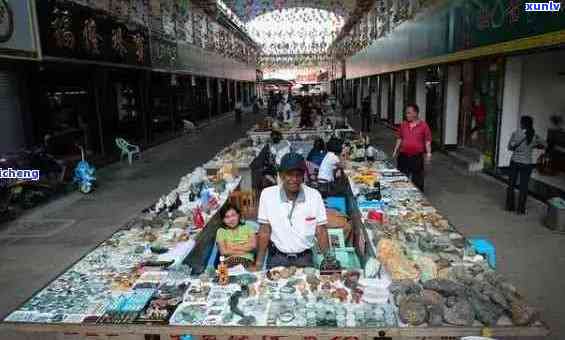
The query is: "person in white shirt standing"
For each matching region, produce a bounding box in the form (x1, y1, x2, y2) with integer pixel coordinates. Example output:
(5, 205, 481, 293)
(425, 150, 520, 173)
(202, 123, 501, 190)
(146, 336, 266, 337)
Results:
(255, 153, 330, 269)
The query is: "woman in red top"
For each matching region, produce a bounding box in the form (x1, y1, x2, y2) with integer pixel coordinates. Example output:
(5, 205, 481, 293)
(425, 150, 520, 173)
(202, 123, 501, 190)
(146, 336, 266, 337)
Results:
(392, 104, 432, 191)
(470, 98, 486, 138)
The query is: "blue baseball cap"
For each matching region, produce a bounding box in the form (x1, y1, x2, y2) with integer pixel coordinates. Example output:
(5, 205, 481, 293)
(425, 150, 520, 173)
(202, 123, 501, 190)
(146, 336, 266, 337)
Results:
(278, 152, 306, 173)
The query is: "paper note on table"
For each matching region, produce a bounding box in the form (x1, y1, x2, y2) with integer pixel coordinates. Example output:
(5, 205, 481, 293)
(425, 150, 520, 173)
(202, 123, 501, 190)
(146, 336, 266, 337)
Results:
(158, 240, 196, 264)
(228, 264, 247, 275)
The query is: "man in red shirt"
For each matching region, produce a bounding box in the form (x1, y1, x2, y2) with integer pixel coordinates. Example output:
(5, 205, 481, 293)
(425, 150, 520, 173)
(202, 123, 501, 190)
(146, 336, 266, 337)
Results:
(392, 104, 432, 191)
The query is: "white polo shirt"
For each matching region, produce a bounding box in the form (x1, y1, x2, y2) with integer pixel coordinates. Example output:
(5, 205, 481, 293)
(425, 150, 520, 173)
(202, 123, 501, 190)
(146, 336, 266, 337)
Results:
(257, 185, 328, 254)
(318, 152, 340, 182)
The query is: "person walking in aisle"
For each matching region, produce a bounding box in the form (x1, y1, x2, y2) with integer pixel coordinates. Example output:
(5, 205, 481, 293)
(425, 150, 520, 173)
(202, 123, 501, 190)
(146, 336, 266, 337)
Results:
(506, 116, 546, 214)
(234, 100, 243, 124)
(392, 104, 432, 191)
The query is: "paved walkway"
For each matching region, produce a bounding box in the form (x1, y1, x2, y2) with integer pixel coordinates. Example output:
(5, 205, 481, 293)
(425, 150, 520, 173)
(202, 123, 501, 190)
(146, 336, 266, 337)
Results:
(0, 113, 261, 339)
(361, 119, 563, 340)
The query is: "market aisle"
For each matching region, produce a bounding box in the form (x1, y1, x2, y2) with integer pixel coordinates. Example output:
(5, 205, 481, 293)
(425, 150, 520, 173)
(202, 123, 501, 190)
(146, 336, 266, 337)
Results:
(0, 113, 262, 335)
(359, 118, 565, 340)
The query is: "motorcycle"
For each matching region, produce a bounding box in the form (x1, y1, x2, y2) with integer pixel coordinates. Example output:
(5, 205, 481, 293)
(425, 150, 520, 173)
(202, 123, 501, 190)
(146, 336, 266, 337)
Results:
(73, 145, 96, 194)
(0, 148, 63, 220)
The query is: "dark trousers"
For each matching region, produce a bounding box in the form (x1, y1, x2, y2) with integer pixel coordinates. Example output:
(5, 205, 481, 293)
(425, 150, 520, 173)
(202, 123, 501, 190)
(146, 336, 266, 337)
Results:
(506, 161, 534, 213)
(397, 153, 425, 191)
(267, 247, 313, 269)
(361, 114, 371, 132)
(235, 109, 242, 124)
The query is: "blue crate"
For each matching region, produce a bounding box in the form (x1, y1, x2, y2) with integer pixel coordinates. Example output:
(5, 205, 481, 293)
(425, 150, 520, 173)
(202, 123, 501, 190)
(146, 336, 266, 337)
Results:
(468, 237, 496, 269)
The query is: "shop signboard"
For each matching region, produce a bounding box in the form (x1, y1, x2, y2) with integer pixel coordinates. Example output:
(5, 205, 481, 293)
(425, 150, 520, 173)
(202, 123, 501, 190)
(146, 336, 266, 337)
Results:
(0, 0, 40, 59)
(453, 0, 565, 51)
(346, 0, 565, 78)
(346, 2, 452, 78)
(176, 41, 256, 81)
(35, 0, 150, 67)
(151, 32, 177, 70)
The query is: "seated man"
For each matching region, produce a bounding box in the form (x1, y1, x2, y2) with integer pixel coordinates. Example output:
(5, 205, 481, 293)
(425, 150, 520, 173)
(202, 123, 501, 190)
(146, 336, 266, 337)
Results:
(269, 130, 291, 167)
(255, 153, 330, 269)
(262, 130, 291, 189)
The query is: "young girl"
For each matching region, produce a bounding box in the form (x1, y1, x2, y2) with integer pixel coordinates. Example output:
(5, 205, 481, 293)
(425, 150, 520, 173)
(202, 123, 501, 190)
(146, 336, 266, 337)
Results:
(216, 204, 256, 267)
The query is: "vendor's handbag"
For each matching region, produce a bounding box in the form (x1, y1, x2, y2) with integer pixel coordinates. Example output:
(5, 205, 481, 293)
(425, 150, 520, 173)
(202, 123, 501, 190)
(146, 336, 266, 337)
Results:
(537, 151, 552, 174)
(509, 137, 527, 151)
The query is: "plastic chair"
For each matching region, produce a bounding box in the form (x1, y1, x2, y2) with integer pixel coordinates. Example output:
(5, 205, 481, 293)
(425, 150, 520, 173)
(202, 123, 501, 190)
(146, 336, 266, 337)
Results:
(115, 137, 140, 165)
(207, 243, 219, 268)
(325, 196, 347, 215)
(182, 120, 197, 134)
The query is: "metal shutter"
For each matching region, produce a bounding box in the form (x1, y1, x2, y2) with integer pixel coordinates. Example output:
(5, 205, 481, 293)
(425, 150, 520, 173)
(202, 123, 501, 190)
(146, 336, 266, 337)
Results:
(0, 70, 24, 153)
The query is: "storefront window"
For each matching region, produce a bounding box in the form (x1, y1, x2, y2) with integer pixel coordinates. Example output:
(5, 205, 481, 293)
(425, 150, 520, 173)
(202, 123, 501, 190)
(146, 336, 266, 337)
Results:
(468, 58, 504, 169)
(150, 74, 175, 144)
(115, 80, 144, 145)
(42, 86, 91, 158)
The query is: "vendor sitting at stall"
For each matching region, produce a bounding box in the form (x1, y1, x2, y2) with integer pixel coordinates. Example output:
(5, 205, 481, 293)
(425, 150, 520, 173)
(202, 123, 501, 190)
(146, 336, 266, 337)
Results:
(216, 203, 256, 268)
(255, 153, 330, 269)
(262, 130, 292, 188)
(318, 138, 344, 181)
(307, 138, 327, 167)
(269, 130, 291, 167)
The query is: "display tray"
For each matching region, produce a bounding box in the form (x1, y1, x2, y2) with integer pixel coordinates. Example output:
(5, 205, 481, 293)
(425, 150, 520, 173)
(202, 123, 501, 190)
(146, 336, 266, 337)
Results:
(0, 130, 550, 339)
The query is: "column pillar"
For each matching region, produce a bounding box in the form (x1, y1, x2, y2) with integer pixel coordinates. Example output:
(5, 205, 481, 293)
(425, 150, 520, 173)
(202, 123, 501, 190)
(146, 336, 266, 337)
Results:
(380, 76, 389, 120)
(233, 80, 237, 109)
(394, 72, 404, 124)
(415, 68, 427, 122)
(225, 79, 233, 112)
(444, 64, 462, 146)
(217, 79, 222, 116)
(206, 77, 212, 121)
(499, 56, 523, 167)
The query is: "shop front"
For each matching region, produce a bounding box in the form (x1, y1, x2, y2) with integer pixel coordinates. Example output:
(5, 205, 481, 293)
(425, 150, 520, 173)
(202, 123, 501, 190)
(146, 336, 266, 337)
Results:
(31, 0, 151, 159)
(424, 65, 446, 147)
(0, 0, 40, 154)
(458, 57, 505, 170)
(497, 48, 565, 199)
(378, 74, 390, 122)
(28, 63, 100, 162)
(109, 69, 149, 147)
(150, 72, 178, 145)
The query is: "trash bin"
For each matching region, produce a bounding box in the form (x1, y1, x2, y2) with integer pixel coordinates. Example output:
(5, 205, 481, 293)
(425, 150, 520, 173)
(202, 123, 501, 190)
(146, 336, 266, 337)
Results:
(545, 197, 565, 232)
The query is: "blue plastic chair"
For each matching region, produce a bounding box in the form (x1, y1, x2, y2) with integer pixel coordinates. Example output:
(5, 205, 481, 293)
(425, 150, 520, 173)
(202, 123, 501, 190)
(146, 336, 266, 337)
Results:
(468, 237, 496, 269)
(325, 196, 347, 214)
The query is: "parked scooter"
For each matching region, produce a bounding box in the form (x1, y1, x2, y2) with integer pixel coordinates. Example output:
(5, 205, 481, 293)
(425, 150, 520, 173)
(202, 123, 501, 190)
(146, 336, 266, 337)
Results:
(73, 145, 96, 194)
